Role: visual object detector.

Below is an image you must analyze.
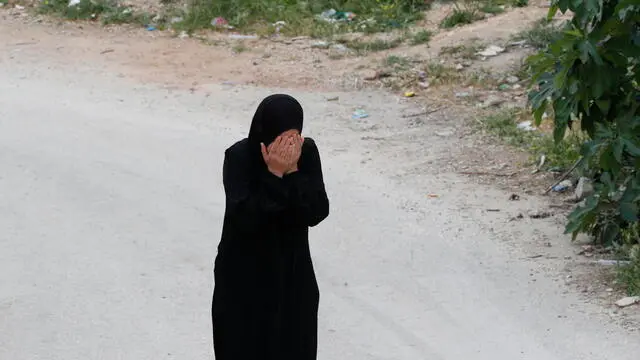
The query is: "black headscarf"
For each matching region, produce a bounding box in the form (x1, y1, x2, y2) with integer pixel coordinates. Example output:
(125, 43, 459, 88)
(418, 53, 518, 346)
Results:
(248, 94, 304, 148)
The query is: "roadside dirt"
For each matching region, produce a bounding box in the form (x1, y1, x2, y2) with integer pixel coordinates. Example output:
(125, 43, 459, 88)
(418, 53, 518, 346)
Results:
(2, 0, 638, 325)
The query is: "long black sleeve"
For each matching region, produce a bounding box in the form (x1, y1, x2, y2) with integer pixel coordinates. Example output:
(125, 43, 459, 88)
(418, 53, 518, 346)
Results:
(223, 145, 289, 229)
(284, 139, 329, 227)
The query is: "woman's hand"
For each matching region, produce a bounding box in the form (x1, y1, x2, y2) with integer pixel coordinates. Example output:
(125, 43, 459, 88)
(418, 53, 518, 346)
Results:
(286, 134, 304, 174)
(261, 136, 290, 178)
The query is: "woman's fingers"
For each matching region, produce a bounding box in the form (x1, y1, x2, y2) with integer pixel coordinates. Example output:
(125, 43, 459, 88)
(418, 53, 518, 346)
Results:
(292, 134, 303, 160)
(260, 143, 269, 163)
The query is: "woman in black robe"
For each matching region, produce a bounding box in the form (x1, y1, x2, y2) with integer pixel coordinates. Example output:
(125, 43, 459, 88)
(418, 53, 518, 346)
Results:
(212, 94, 330, 360)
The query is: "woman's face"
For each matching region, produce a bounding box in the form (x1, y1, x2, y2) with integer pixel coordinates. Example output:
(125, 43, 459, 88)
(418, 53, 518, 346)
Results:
(269, 129, 300, 145)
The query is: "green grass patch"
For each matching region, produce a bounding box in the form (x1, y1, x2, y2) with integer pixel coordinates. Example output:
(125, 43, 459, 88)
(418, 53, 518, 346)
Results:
(341, 37, 404, 54)
(410, 29, 433, 45)
(232, 42, 249, 53)
(421, 61, 462, 85)
(177, 0, 430, 36)
(384, 55, 412, 69)
(618, 256, 640, 296)
(440, 7, 483, 28)
(512, 18, 565, 49)
(39, 0, 153, 25)
(616, 228, 640, 296)
(511, 0, 529, 7)
(480, 3, 505, 14)
(439, 41, 483, 60)
(479, 109, 584, 170)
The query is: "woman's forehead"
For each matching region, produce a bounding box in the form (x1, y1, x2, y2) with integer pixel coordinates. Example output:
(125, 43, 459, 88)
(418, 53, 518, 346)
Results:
(281, 129, 300, 134)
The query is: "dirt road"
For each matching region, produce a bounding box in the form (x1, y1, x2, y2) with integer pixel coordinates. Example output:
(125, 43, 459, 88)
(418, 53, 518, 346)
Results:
(1, 14, 639, 360)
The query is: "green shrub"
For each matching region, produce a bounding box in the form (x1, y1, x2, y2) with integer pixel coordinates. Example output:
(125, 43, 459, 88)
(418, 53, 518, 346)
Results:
(39, 0, 151, 25)
(480, 109, 584, 170)
(410, 29, 433, 45)
(40, 0, 108, 21)
(179, 0, 430, 35)
(513, 18, 565, 49)
(527, 0, 640, 293)
(618, 244, 640, 295)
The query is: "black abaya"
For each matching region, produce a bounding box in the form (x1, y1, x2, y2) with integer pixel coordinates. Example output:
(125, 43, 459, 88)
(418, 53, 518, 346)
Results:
(212, 95, 329, 360)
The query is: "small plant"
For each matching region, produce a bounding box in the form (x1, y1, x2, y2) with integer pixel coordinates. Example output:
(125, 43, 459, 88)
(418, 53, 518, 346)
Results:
(512, 0, 529, 7)
(410, 29, 433, 45)
(179, 0, 430, 36)
(618, 243, 640, 295)
(232, 42, 248, 53)
(422, 62, 461, 84)
(479, 109, 584, 169)
(40, 0, 108, 21)
(343, 38, 404, 54)
(440, 7, 482, 28)
(39, 0, 154, 25)
(512, 18, 565, 49)
(384, 55, 411, 69)
(481, 110, 536, 146)
(480, 2, 505, 15)
(440, 0, 491, 29)
(439, 41, 483, 60)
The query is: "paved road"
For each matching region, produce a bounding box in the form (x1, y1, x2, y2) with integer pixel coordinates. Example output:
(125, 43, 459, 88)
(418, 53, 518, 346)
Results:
(1, 46, 639, 360)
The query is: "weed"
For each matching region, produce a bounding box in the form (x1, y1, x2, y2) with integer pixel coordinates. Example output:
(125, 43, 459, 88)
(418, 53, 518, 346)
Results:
(422, 62, 462, 84)
(618, 244, 640, 295)
(618, 263, 640, 296)
(512, 18, 565, 49)
(439, 41, 483, 60)
(178, 0, 430, 36)
(467, 69, 500, 88)
(479, 109, 584, 169)
(379, 59, 463, 91)
(232, 42, 248, 53)
(384, 55, 411, 69)
(343, 38, 404, 54)
(481, 110, 535, 146)
(480, 3, 504, 14)
(410, 30, 433, 45)
(39, 0, 153, 25)
(440, 7, 482, 28)
(40, 0, 107, 21)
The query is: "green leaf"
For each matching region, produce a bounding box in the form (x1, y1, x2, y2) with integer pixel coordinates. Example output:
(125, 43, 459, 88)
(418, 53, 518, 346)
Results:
(581, 139, 602, 159)
(601, 222, 621, 246)
(554, 122, 568, 143)
(565, 196, 599, 234)
(601, 171, 614, 187)
(623, 138, 640, 156)
(533, 103, 547, 126)
(595, 99, 611, 114)
(613, 138, 625, 163)
(555, 0, 570, 13)
(619, 202, 639, 221)
(600, 148, 621, 172)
